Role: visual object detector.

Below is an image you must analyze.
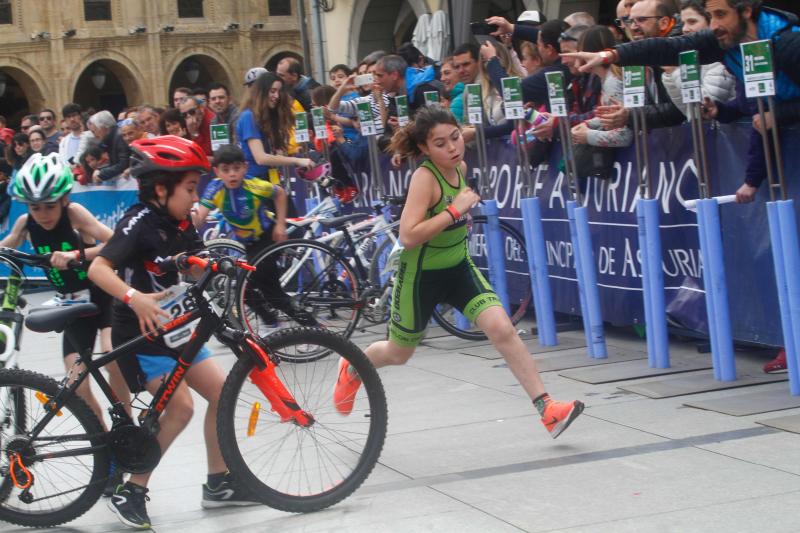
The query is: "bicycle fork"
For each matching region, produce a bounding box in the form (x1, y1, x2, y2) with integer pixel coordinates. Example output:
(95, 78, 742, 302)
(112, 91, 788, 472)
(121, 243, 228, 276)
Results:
(243, 338, 315, 428)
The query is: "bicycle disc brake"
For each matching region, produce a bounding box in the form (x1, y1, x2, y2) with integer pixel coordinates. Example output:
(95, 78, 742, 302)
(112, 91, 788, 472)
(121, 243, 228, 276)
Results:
(108, 424, 161, 474)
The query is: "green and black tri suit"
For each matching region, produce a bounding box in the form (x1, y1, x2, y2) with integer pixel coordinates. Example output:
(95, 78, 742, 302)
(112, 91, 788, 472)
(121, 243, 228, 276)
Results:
(388, 160, 501, 347)
(25, 208, 113, 358)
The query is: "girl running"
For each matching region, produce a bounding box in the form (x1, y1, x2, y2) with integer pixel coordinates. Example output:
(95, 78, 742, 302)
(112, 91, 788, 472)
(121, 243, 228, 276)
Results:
(334, 106, 584, 439)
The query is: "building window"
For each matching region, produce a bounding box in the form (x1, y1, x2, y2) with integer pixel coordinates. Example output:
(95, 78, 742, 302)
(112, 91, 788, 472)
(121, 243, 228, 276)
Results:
(0, 0, 11, 25)
(84, 0, 112, 21)
(178, 0, 204, 18)
(269, 0, 291, 16)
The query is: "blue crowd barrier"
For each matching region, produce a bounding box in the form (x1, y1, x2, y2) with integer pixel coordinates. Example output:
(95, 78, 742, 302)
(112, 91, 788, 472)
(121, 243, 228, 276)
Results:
(332, 121, 798, 348)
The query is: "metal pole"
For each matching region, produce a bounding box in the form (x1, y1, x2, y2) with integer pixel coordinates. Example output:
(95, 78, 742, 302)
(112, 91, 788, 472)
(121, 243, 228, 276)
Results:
(695, 104, 711, 196)
(474, 122, 490, 196)
(297, 0, 312, 76)
(766, 96, 787, 200)
(756, 98, 778, 202)
(309, 0, 326, 82)
(559, 117, 605, 357)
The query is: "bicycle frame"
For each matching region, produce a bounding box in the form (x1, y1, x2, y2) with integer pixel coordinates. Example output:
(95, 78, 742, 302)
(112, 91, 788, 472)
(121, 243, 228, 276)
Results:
(20, 258, 314, 466)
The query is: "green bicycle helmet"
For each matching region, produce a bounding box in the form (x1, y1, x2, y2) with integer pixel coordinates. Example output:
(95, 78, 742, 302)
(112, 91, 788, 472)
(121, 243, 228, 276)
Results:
(11, 152, 74, 203)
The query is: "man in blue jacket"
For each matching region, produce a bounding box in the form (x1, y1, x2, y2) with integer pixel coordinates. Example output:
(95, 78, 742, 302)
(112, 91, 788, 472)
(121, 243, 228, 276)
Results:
(565, 0, 800, 204)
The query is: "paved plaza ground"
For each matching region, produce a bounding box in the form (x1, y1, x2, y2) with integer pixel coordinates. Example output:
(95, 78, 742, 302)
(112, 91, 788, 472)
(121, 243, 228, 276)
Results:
(4, 291, 800, 533)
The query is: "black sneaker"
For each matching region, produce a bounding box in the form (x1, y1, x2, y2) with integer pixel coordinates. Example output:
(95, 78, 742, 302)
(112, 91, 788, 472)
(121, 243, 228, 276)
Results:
(103, 467, 125, 498)
(108, 482, 151, 529)
(201, 473, 260, 509)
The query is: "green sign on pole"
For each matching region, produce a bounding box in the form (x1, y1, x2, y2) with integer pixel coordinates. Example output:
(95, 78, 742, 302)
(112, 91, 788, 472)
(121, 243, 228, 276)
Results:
(356, 99, 377, 136)
(395, 95, 409, 127)
(544, 72, 567, 117)
(311, 107, 327, 138)
(741, 39, 775, 97)
(501, 77, 524, 119)
(210, 124, 230, 152)
(622, 66, 646, 108)
(294, 111, 309, 143)
(423, 91, 440, 106)
(679, 50, 701, 104)
(466, 84, 483, 125)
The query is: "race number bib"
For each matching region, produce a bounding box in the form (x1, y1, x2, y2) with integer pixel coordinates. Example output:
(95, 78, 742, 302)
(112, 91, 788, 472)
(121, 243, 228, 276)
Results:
(159, 283, 197, 349)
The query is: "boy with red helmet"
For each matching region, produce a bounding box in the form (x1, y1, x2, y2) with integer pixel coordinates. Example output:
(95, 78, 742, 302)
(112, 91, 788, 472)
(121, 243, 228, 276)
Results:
(88, 136, 257, 529)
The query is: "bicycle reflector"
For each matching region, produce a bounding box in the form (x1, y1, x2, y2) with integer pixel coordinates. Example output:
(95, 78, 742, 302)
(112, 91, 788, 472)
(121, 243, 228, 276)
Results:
(35, 391, 62, 416)
(247, 401, 261, 437)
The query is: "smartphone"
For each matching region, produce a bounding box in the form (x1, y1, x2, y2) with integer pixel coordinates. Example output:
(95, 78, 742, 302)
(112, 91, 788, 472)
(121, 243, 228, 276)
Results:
(470, 21, 498, 35)
(354, 73, 374, 87)
(474, 34, 500, 47)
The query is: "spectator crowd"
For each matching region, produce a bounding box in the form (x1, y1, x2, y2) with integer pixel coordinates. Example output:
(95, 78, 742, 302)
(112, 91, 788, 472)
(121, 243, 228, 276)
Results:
(0, 0, 796, 237)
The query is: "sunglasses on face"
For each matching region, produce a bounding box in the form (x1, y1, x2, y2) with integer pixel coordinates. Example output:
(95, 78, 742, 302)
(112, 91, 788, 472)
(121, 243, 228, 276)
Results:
(38, 115, 54, 121)
(629, 15, 664, 26)
(181, 108, 199, 118)
(559, 32, 578, 42)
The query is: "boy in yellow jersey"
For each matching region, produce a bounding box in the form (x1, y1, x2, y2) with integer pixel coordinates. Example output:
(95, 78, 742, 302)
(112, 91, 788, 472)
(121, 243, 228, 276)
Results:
(193, 145, 317, 330)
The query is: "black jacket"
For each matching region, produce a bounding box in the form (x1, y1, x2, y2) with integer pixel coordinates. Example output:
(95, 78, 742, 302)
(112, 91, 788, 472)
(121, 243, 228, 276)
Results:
(98, 125, 130, 181)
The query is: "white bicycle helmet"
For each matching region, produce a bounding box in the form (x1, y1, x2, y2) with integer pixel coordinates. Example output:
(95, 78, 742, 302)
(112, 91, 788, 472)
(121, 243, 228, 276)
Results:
(11, 153, 74, 203)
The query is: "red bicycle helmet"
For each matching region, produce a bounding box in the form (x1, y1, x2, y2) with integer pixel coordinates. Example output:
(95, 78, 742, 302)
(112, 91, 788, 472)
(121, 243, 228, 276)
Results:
(129, 135, 210, 177)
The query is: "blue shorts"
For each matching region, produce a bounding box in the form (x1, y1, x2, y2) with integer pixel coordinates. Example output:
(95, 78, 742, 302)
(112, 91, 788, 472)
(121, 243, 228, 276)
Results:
(136, 346, 213, 385)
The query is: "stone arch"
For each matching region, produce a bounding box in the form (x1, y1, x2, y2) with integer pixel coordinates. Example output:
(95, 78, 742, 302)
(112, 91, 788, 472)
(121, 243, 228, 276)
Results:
(350, 0, 428, 65)
(70, 51, 145, 114)
(0, 58, 48, 125)
(165, 46, 237, 101)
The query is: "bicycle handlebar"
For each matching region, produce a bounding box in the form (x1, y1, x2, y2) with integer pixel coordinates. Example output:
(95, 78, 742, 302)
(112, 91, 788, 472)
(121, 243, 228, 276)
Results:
(167, 253, 256, 277)
(0, 247, 81, 270)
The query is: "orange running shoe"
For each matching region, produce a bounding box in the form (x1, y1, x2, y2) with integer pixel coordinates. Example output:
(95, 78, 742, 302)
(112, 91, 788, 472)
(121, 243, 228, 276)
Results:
(541, 400, 584, 439)
(333, 358, 362, 415)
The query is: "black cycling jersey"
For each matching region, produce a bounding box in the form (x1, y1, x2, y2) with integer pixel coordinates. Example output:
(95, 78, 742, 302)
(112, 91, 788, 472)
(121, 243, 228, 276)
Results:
(99, 202, 203, 349)
(26, 208, 92, 294)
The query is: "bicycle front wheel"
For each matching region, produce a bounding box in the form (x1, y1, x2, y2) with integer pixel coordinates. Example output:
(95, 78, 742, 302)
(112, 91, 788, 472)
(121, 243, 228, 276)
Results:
(218, 327, 387, 513)
(0, 369, 109, 528)
(432, 216, 532, 340)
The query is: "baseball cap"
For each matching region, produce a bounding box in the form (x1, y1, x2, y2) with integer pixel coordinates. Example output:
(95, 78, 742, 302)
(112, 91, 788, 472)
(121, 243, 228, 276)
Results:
(243, 67, 268, 86)
(517, 10, 546, 26)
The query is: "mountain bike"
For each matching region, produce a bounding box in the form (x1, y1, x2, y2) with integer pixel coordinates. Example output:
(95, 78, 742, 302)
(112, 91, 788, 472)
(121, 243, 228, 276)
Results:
(0, 251, 36, 481)
(0, 252, 387, 527)
(236, 196, 405, 342)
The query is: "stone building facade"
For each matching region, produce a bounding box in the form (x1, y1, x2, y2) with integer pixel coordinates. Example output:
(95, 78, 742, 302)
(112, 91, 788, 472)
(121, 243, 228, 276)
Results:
(0, 0, 302, 125)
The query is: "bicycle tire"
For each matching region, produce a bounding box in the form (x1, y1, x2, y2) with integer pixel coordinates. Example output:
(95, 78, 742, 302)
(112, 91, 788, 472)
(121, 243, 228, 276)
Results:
(217, 327, 387, 513)
(431, 216, 532, 341)
(237, 239, 362, 342)
(0, 369, 109, 528)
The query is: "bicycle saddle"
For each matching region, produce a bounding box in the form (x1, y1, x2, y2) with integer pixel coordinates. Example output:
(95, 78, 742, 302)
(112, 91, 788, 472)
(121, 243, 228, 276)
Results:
(26, 303, 100, 333)
(316, 213, 370, 229)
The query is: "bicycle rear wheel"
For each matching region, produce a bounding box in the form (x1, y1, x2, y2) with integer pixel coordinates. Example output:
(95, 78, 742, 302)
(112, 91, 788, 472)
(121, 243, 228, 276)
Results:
(0, 369, 109, 528)
(217, 327, 387, 513)
(431, 216, 532, 340)
(237, 239, 362, 341)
